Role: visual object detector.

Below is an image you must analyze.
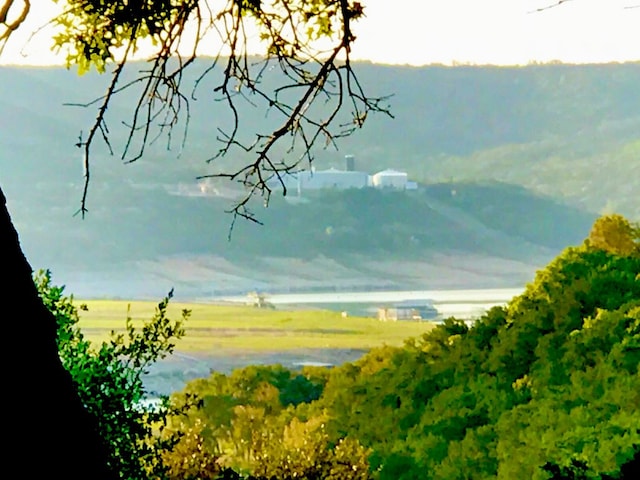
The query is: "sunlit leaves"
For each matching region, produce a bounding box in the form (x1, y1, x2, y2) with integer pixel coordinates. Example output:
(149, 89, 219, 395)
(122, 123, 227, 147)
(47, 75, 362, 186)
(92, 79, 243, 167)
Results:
(321, 214, 639, 478)
(52, 0, 198, 74)
(171, 363, 336, 474)
(587, 213, 640, 257)
(49, 0, 365, 73)
(160, 417, 224, 480)
(253, 415, 372, 480)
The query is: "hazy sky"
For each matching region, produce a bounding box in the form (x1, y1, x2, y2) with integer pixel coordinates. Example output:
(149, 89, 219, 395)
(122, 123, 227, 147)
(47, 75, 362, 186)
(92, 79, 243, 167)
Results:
(1, 0, 639, 66)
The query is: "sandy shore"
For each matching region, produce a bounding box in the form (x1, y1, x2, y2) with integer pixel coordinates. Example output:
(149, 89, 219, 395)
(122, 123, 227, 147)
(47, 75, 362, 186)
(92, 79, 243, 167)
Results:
(58, 250, 551, 300)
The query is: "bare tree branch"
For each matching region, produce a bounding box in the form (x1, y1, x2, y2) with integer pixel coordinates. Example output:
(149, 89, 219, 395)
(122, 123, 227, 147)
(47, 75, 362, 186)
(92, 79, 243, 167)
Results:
(73, 32, 138, 217)
(0, 0, 30, 54)
(529, 0, 576, 13)
(4, 1, 392, 229)
(530, 0, 640, 13)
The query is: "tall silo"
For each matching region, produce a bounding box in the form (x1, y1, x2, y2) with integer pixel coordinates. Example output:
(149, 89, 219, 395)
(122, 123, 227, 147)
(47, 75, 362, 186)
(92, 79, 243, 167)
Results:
(345, 154, 355, 172)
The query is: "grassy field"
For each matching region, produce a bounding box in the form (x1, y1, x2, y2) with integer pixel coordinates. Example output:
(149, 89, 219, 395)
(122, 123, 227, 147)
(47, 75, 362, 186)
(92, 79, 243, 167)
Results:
(78, 300, 436, 353)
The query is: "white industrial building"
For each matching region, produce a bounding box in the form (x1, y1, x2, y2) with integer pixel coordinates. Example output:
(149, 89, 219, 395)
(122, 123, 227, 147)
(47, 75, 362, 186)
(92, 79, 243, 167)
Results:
(267, 156, 413, 194)
(270, 167, 370, 193)
(301, 168, 370, 190)
(371, 169, 408, 189)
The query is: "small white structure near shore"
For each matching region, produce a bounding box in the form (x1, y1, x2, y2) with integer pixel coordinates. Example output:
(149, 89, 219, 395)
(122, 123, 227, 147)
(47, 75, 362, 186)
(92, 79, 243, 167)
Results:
(378, 300, 438, 321)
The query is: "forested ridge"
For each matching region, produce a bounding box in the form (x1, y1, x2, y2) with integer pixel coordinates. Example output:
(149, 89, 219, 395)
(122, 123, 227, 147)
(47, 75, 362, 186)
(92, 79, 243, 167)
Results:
(154, 217, 640, 479)
(8, 180, 595, 268)
(34, 186, 638, 479)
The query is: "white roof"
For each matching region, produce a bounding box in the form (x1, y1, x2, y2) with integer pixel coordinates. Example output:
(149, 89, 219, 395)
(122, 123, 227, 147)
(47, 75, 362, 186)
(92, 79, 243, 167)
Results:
(374, 169, 407, 176)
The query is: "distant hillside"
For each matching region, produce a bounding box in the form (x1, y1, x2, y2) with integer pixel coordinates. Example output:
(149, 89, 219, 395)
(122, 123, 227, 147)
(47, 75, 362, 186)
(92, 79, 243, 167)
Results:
(1, 61, 638, 218)
(325, 63, 640, 218)
(6, 178, 594, 263)
(1, 61, 635, 297)
(4, 175, 596, 297)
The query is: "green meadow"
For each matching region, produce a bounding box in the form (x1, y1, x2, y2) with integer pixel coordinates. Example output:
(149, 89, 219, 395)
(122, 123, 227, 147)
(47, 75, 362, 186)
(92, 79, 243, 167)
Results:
(77, 300, 436, 353)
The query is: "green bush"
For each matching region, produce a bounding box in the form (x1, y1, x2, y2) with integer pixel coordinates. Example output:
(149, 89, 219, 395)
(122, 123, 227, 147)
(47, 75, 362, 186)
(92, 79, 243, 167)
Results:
(37, 270, 195, 479)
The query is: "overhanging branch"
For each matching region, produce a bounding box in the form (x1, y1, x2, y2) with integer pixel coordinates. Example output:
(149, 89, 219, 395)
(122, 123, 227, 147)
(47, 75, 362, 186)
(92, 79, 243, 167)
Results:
(21, 1, 393, 228)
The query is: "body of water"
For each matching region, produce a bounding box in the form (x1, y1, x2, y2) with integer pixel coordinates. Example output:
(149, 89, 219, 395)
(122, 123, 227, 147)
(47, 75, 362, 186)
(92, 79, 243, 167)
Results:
(214, 287, 524, 320)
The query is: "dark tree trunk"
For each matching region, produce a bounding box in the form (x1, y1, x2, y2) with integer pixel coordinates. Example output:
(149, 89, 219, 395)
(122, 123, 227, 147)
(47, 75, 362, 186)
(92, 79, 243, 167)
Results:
(1, 186, 114, 479)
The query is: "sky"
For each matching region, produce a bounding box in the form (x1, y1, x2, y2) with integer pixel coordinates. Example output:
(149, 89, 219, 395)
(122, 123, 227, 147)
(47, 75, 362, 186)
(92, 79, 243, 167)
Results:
(1, 0, 639, 66)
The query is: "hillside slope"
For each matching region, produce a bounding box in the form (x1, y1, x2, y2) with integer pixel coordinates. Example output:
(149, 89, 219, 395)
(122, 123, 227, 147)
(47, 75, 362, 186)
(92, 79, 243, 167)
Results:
(4, 177, 595, 297)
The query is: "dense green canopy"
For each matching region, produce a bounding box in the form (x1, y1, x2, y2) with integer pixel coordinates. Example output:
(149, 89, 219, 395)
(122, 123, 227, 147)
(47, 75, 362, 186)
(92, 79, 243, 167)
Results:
(170, 215, 640, 479)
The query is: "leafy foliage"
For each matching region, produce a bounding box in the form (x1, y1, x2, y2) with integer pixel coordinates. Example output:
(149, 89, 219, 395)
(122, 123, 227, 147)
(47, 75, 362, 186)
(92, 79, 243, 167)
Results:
(587, 213, 640, 256)
(174, 214, 640, 479)
(31, 214, 640, 479)
(253, 415, 371, 480)
(169, 364, 370, 478)
(36, 270, 198, 479)
(159, 416, 226, 480)
(51, 0, 364, 75)
(52, 0, 199, 74)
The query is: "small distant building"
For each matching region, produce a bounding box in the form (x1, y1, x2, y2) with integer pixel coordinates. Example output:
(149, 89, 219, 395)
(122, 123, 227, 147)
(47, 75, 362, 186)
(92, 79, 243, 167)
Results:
(372, 169, 408, 189)
(378, 300, 438, 321)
